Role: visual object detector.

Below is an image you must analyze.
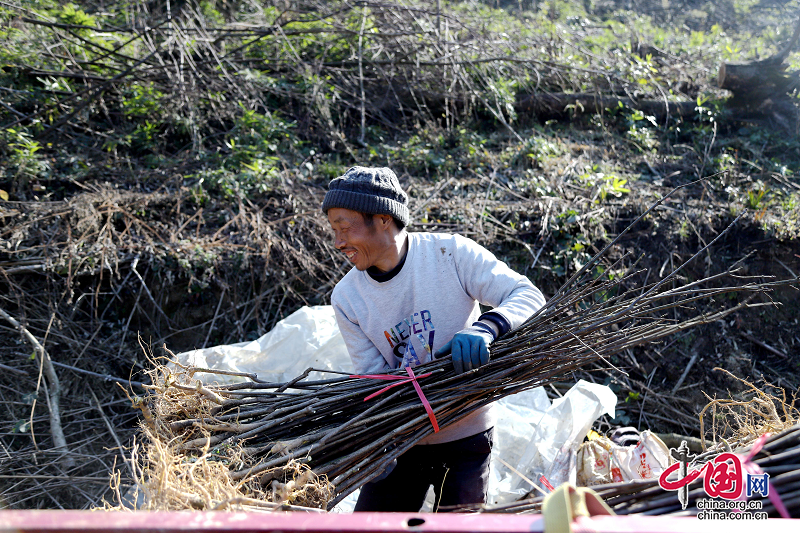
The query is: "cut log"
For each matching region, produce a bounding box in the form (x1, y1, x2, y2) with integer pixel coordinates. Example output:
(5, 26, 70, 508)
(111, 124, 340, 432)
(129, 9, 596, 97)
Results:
(716, 16, 800, 128)
(376, 88, 697, 126)
(718, 61, 794, 103)
(718, 62, 786, 92)
(514, 92, 696, 122)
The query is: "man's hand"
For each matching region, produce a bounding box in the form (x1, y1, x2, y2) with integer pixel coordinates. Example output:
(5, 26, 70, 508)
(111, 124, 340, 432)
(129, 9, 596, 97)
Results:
(434, 322, 497, 374)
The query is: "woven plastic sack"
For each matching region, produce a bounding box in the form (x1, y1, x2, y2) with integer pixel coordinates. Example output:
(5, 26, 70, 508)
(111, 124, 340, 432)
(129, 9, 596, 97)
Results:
(576, 431, 671, 486)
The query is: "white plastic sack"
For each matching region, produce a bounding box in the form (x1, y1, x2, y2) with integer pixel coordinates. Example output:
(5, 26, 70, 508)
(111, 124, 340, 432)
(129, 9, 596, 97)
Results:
(173, 305, 353, 385)
(505, 380, 617, 499)
(488, 387, 551, 505)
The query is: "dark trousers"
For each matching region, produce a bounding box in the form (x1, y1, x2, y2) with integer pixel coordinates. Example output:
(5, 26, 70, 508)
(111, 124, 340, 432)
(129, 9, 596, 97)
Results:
(353, 428, 493, 512)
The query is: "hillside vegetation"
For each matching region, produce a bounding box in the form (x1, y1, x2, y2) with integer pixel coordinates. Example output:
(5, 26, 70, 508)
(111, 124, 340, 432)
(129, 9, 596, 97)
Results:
(1, 0, 799, 509)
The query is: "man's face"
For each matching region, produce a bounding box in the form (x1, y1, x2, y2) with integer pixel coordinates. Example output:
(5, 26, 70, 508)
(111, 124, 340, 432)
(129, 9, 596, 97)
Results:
(327, 208, 385, 271)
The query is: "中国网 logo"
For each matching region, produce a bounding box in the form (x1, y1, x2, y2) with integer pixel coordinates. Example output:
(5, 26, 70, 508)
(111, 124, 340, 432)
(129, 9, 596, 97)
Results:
(657, 440, 770, 519)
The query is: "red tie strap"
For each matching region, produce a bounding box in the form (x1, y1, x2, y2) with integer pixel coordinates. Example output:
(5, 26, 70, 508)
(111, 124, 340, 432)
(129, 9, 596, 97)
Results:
(350, 366, 439, 433)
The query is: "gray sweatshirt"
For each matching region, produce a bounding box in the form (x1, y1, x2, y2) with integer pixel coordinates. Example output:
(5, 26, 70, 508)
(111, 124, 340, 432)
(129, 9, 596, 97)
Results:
(331, 231, 545, 444)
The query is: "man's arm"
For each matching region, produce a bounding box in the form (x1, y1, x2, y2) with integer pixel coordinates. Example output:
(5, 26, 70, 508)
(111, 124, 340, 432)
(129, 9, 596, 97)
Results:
(452, 233, 545, 331)
(433, 234, 545, 373)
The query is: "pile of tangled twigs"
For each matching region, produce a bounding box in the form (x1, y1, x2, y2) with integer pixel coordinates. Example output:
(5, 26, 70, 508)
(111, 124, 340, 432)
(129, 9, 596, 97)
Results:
(133, 187, 797, 511)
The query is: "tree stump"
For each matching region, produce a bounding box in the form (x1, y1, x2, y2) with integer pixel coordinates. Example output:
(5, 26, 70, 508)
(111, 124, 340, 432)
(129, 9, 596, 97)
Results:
(717, 17, 800, 130)
(718, 60, 797, 112)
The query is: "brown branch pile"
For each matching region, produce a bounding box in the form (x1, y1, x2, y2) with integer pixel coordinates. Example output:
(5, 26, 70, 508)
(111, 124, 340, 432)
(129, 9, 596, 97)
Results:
(0, 182, 340, 509)
(3, 0, 713, 155)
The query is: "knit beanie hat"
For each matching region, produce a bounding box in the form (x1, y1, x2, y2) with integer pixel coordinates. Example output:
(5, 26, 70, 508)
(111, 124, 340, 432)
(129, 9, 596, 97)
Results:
(322, 166, 410, 226)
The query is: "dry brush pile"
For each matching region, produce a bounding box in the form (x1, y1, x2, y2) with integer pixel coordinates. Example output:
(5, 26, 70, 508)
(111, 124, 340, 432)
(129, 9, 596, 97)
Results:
(0, 181, 339, 508)
(4, 0, 795, 197)
(2, 169, 798, 509)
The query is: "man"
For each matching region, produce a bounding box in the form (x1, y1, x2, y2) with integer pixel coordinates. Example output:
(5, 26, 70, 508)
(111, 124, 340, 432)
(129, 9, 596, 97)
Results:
(324, 166, 544, 512)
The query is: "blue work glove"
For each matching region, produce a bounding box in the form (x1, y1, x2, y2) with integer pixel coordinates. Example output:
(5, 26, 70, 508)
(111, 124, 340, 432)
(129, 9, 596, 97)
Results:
(434, 322, 496, 374)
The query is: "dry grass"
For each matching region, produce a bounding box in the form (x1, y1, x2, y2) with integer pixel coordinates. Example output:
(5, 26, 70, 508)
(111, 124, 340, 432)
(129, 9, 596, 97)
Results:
(698, 367, 800, 451)
(104, 361, 333, 512)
